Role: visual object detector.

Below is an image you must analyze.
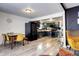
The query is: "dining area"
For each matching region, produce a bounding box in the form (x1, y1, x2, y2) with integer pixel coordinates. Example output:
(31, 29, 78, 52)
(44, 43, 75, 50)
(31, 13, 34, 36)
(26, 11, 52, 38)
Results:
(0, 32, 28, 49)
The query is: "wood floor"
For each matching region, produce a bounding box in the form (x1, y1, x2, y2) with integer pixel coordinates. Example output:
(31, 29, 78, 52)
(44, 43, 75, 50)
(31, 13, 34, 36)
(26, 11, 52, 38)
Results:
(0, 37, 61, 56)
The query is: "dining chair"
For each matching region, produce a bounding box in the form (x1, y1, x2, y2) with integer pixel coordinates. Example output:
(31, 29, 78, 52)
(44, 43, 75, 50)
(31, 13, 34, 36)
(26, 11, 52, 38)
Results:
(2, 34, 10, 46)
(15, 33, 25, 46)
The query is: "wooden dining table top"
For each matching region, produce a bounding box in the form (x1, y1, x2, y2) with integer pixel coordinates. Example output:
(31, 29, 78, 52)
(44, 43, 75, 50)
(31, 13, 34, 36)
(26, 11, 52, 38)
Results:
(8, 34, 17, 37)
(8, 34, 17, 41)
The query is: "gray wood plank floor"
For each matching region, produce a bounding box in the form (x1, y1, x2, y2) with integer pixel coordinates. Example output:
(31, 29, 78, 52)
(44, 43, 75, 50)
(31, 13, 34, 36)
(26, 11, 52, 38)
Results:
(0, 37, 61, 56)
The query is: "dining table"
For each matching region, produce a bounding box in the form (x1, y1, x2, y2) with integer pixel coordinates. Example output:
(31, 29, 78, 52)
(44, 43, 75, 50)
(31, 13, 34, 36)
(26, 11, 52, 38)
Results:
(8, 34, 28, 49)
(8, 34, 17, 49)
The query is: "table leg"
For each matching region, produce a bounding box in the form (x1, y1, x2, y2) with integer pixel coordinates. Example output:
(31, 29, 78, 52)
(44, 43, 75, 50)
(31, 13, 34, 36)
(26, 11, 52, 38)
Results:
(10, 38, 14, 49)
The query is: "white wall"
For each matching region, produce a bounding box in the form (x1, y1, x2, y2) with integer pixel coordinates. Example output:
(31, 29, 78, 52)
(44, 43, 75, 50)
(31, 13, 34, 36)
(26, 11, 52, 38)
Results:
(0, 12, 29, 34)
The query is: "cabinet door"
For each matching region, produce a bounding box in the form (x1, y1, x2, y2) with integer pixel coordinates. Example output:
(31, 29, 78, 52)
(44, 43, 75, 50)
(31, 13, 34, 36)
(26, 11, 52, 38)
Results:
(25, 23, 31, 37)
(31, 22, 37, 40)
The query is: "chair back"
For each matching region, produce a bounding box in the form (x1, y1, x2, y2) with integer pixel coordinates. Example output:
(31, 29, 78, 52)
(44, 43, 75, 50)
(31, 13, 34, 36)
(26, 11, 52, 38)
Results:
(2, 34, 9, 40)
(6, 34, 10, 40)
(66, 31, 75, 49)
(16, 33, 24, 41)
(2, 34, 9, 41)
(2, 34, 6, 40)
(66, 31, 79, 50)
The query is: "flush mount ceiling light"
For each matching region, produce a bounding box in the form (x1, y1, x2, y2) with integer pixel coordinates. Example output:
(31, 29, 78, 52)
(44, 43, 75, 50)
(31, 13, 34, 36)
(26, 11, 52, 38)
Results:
(23, 8, 34, 14)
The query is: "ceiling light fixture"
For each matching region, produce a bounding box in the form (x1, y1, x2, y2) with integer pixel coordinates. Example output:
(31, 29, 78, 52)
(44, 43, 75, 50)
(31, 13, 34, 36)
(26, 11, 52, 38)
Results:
(23, 8, 33, 14)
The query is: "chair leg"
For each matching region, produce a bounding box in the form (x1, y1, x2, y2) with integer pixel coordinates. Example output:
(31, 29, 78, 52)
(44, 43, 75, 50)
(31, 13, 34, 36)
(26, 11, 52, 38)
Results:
(22, 39, 25, 46)
(4, 39, 6, 46)
(14, 42, 17, 46)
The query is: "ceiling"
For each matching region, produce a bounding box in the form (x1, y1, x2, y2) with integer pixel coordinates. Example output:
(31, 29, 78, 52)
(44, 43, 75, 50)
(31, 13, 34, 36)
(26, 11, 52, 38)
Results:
(0, 3, 63, 19)
(63, 3, 79, 9)
(0, 3, 79, 19)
